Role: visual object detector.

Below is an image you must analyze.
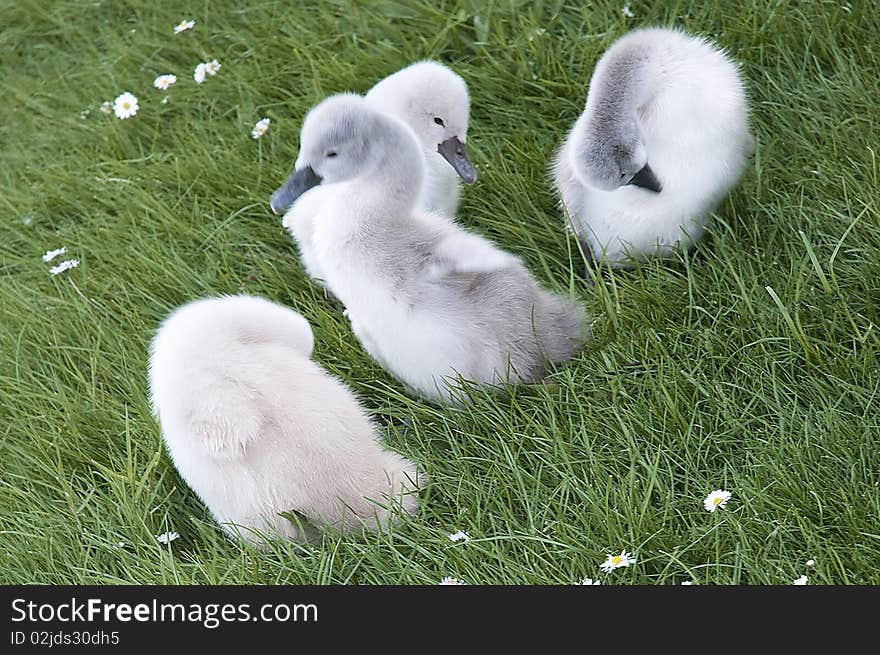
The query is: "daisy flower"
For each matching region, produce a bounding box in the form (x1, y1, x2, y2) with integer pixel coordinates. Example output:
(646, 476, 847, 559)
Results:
(438, 577, 465, 585)
(153, 74, 177, 91)
(42, 247, 67, 263)
(703, 489, 732, 512)
(681, 581, 694, 586)
(793, 575, 808, 585)
(174, 19, 195, 34)
(204, 59, 221, 76)
(251, 117, 271, 139)
(448, 530, 470, 543)
(194, 63, 207, 84)
(622, 3, 634, 18)
(599, 550, 635, 573)
(806, 559, 815, 567)
(580, 578, 601, 585)
(113, 92, 139, 119)
(49, 259, 79, 276)
(100, 101, 113, 114)
(156, 531, 179, 545)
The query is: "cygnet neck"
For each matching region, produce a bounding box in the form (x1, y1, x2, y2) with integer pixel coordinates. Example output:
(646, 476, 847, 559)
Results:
(357, 118, 426, 214)
(585, 37, 660, 135)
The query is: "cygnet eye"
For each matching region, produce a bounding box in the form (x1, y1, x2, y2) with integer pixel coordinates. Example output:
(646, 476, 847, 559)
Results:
(433, 117, 445, 126)
(325, 151, 338, 158)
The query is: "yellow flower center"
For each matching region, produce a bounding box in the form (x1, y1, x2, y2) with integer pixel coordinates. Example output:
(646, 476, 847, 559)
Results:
(123, 102, 130, 109)
(612, 556, 622, 565)
(713, 497, 723, 506)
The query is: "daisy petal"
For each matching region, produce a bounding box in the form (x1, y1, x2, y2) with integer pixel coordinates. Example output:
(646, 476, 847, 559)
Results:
(438, 576, 465, 585)
(153, 74, 177, 91)
(194, 63, 207, 84)
(113, 92, 139, 119)
(49, 259, 79, 276)
(703, 489, 732, 512)
(599, 550, 635, 573)
(42, 247, 67, 263)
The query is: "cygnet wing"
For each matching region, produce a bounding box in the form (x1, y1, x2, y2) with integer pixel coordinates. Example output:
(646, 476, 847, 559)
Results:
(425, 230, 520, 279)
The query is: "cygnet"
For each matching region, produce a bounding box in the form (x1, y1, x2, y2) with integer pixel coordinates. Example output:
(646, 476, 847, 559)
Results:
(270, 94, 585, 403)
(365, 60, 476, 215)
(148, 294, 422, 546)
(553, 27, 753, 267)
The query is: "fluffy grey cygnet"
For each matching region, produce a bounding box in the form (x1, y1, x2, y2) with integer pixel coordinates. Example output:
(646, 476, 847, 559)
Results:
(270, 94, 586, 402)
(554, 27, 753, 267)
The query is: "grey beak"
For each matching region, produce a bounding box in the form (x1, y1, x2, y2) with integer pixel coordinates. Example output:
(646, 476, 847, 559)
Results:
(437, 136, 477, 184)
(269, 166, 323, 215)
(628, 163, 662, 193)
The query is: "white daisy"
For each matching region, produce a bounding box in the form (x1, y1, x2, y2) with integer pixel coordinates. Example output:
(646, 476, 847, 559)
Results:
(194, 63, 207, 84)
(580, 577, 601, 585)
(703, 489, 732, 512)
(622, 3, 634, 18)
(100, 101, 113, 114)
(438, 577, 465, 585)
(42, 247, 67, 263)
(681, 580, 694, 585)
(174, 19, 195, 34)
(49, 259, 79, 276)
(205, 59, 221, 76)
(156, 531, 179, 545)
(153, 74, 177, 91)
(793, 575, 808, 585)
(599, 550, 635, 573)
(113, 92, 139, 119)
(251, 117, 271, 139)
(448, 530, 470, 543)
(806, 559, 815, 567)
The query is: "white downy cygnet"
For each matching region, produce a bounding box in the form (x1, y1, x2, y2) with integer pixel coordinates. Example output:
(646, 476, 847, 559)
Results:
(148, 295, 422, 546)
(272, 61, 475, 286)
(365, 61, 475, 216)
(553, 27, 753, 267)
(269, 94, 586, 403)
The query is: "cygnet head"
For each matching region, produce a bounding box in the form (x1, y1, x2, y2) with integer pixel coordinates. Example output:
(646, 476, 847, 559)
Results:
(366, 61, 476, 184)
(271, 94, 417, 214)
(572, 116, 662, 193)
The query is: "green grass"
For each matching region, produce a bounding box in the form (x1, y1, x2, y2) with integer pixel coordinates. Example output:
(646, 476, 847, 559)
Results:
(1, 0, 878, 585)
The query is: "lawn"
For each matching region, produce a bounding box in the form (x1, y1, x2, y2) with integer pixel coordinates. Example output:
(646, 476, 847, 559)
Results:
(1, 0, 878, 585)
